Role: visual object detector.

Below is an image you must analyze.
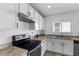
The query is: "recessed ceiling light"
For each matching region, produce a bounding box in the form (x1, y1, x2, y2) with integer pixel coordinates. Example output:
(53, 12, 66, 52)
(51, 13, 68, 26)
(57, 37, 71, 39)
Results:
(48, 6, 52, 8)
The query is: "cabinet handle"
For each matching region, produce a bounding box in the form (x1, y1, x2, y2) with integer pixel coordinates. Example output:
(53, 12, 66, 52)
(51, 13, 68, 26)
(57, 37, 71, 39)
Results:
(17, 23, 18, 28)
(28, 11, 31, 17)
(61, 43, 65, 46)
(52, 42, 54, 44)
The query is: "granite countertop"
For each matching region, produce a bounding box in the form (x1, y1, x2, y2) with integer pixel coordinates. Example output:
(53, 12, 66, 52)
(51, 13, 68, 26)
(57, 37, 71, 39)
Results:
(46, 34, 79, 41)
(33, 34, 79, 41)
(0, 46, 28, 56)
(33, 35, 47, 41)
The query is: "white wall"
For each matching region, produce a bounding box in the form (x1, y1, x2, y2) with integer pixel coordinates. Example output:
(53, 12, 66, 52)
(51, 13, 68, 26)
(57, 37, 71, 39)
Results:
(0, 16, 38, 45)
(0, 29, 39, 45)
(45, 11, 79, 35)
(0, 3, 39, 45)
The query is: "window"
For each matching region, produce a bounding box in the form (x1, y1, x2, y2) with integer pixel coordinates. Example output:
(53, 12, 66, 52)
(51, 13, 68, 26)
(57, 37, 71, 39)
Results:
(62, 22, 71, 32)
(53, 22, 61, 32)
(53, 22, 71, 32)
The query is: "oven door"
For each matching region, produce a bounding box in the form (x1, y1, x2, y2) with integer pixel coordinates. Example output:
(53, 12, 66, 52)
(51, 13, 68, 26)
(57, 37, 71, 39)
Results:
(27, 45, 41, 56)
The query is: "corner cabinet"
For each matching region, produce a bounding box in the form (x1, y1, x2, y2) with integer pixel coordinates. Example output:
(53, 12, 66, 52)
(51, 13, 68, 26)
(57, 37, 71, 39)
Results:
(46, 38, 55, 52)
(0, 3, 18, 29)
(35, 11, 44, 30)
(41, 40, 47, 56)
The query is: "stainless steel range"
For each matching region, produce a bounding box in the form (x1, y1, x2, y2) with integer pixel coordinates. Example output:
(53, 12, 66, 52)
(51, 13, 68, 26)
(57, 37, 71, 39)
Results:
(12, 34, 41, 56)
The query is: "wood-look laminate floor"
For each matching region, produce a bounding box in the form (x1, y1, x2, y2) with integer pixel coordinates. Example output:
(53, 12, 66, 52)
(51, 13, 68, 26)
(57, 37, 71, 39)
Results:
(44, 51, 56, 56)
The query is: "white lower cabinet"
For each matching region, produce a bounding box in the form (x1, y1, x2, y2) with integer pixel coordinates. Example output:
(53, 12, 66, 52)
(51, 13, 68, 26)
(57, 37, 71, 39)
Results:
(54, 39, 64, 54)
(41, 40, 47, 56)
(55, 39, 74, 55)
(63, 40, 74, 55)
(47, 39, 55, 52)
(46, 38, 74, 56)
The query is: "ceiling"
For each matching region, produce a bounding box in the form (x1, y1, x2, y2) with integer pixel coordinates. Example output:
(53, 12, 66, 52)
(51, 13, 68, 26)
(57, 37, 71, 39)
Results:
(29, 3, 79, 17)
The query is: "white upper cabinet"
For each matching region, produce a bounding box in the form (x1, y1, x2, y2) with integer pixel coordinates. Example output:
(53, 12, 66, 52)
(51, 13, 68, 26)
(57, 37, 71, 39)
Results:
(20, 3, 35, 20)
(38, 13, 41, 30)
(39, 15, 44, 30)
(19, 3, 44, 30)
(29, 5, 35, 20)
(19, 3, 29, 16)
(36, 13, 44, 30)
(35, 12, 44, 30)
(35, 11, 39, 30)
(0, 3, 18, 29)
(35, 11, 39, 22)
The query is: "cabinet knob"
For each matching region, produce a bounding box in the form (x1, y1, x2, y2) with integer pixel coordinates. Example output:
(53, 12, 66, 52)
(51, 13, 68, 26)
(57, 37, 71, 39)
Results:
(61, 43, 65, 46)
(28, 11, 31, 17)
(17, 23, 18, 28)
(52, 42, 54, 44)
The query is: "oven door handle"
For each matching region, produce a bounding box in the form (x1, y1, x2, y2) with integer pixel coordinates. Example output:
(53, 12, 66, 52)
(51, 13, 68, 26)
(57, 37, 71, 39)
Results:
(28, 44, 41, 56)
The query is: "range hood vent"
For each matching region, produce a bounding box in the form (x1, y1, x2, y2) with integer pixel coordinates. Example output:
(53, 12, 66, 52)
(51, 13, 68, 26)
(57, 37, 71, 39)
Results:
(18, 12, 35, 23)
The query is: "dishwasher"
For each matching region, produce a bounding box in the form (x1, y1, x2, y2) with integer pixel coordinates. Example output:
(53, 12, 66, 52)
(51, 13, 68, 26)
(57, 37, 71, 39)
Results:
(74, 40, 79, 56)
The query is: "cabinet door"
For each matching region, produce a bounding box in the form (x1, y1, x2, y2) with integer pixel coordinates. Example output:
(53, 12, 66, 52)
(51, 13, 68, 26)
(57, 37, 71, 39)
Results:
(19, 3, 29, 15)
(29, 5, 35, 19)
(38, 14, 41, 30)
(0, 3, 17, 29)
(41, 17, 44, 30)
(35, 11, 39, 30)
(41, 40, 47, 56)
(54, 39, 64, 54)
(47, 39, 55, 52)
(35, 11, 39, 22)
(39, 15, 43, 30)
(64, 40, 74, 55)
(51, 39, 55, 51)
(35, 21, 39, 30)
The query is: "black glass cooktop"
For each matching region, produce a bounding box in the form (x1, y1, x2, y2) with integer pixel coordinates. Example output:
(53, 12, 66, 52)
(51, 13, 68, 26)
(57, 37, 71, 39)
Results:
(13, 39, 41, 51)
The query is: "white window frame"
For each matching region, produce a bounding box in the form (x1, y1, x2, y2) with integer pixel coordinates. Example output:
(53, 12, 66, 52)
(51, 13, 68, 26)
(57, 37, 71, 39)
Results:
(53, 22, 71, 32)
(61, 22, 71, 32)
(53, 22, 62, 32)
